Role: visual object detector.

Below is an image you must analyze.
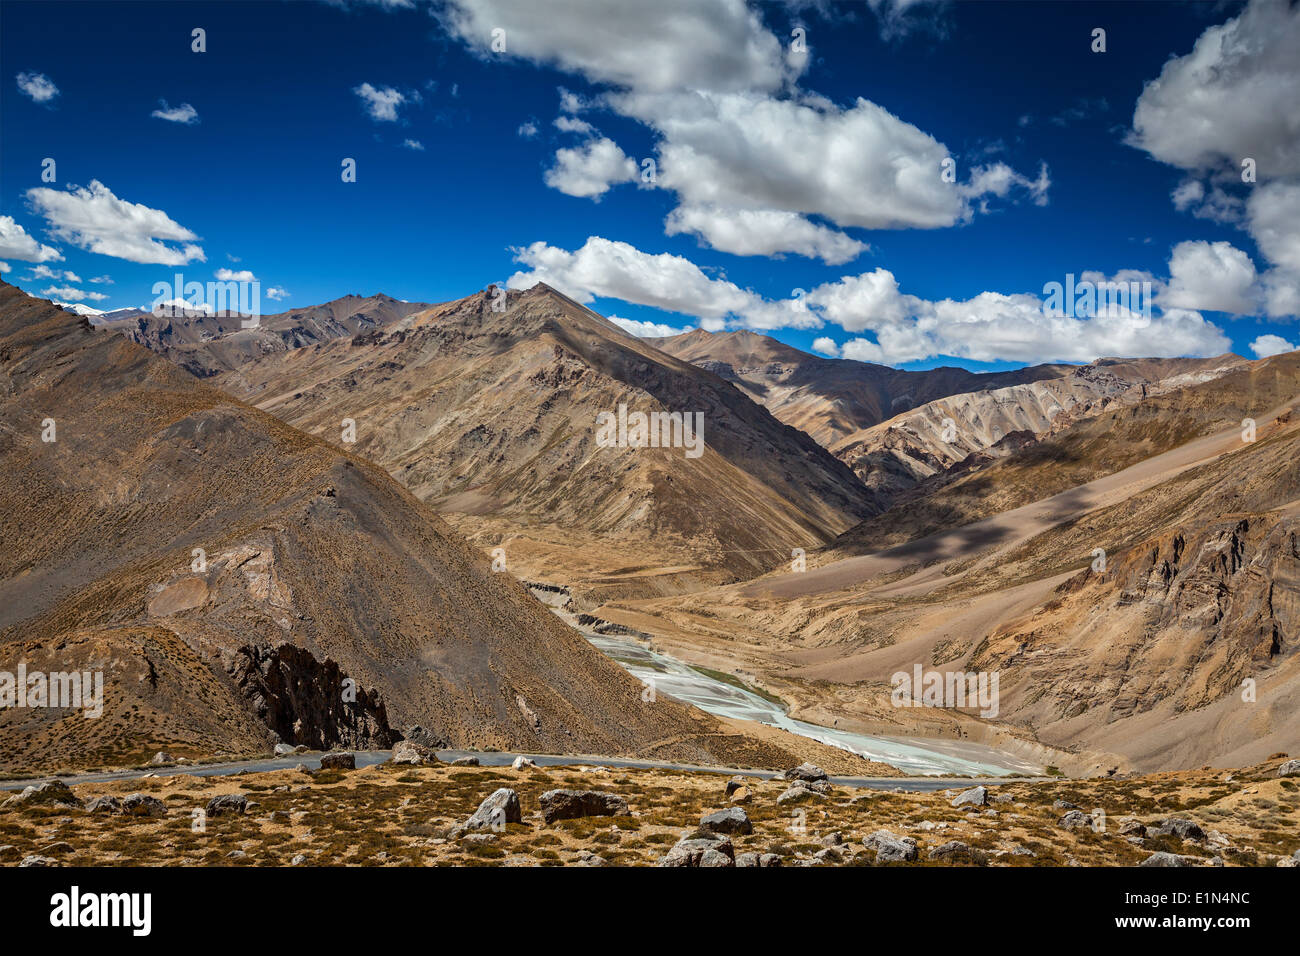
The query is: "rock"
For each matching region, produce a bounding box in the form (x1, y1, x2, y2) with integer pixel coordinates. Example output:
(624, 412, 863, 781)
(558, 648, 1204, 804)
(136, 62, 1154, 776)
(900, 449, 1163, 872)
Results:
(19, 855, 57, 867)
(41, 842, 74, 856)
(402, 725, 448, 750)
(205, 794, 249, 817)
(813, 846, 845, 864)
(450, 756, 480, 767)
(927, 840, 987, 864)
(724, 776, 747, 796)
(573, 850, 606, 867)
(510, 756, 537, 770)
(121, 793, 167, 817)
(951, 786, 988, 808)
(1277, 759, 1300, 777)
(1139, 851, 1194, 867)
(390, 740, 438, 766)
(274, 743, 297, 756)
(1119, 819, 1147, 837)
(990, 793, 1014, 804)
(1150, 818, 1205, 842)
(1058, 810, 1093, 830)
(699, 807, 752, 835)
(85, 796, 121, 814)
(1053, 799, 1081, 810)
(759, 853, 782, 867)
(660, 833, 734, 867)
(2, 780, 82, 810)
(777, 779, 830, 804)
(0, 846, 17, 861)
(466, 788, 522, 830)
(226, 849, 247, 859)
(291, 854, 308, 866)
(783, 762, 828, 782)
(1009, 844, 1037, 857)
(863, 829, 918, 863)
(728, 786, 752, 805)
(735, 852, 760, 867)
(820, 832, 844, 847)
(319, 752, 355, 771)
(149, 752, 175, 766)
(539, 789, 629, 823)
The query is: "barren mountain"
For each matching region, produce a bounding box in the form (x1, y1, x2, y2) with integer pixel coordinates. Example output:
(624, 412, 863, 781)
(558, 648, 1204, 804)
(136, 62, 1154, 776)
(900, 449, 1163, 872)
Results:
(0, 282, 834, 773)
(213, 284, 878, 590)
(103, 293, 430, 379)
(650, 328, 1069, 448)
(833, 355, 1244, 508)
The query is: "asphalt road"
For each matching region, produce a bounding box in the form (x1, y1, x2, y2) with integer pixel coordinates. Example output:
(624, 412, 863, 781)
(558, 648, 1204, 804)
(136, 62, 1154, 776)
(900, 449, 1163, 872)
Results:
(1, 749, 1033, 793)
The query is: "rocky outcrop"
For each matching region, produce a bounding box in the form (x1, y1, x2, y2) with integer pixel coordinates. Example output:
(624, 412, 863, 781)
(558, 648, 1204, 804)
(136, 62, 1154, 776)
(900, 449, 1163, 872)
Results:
(539, 789, 629, 823)
(228, 643, 395, 751)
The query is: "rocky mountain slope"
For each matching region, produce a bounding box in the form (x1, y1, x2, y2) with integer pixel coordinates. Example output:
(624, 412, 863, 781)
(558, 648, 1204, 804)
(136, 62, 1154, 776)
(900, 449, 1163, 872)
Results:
(0, 282, 827, 773)
(213, 285, 878, 588)
(102, 293, 430, 379)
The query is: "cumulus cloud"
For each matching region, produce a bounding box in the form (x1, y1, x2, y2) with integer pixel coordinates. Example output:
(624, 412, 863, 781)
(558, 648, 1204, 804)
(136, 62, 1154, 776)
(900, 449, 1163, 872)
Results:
(441, 0, 1048, 258)
(266, 286, 290, 301)
(402, 138, 425, 150)
(664, 204, 867, 265)
(517, 121, 538, 138)
(16, 71, 58, 104)
(0, 262, 10, 274)
(1163, 240, 1259, 315)
(607, 315, 692, 338)
(0, 216, 62, 263)
(42, 285, 108, 302)
(543, 137, 638, 199)
(811, 336, 841, 357)
(215, 268, 256, 282)
(553, 115, 594, 135)
(1129, 0, 1300, 177)
(1250, 334, 1296, 358)
(151, 100, 199, 124)
(508, 235, 1232, 364)
(353, 82, 407, 121)
(25, 181, 204, 265)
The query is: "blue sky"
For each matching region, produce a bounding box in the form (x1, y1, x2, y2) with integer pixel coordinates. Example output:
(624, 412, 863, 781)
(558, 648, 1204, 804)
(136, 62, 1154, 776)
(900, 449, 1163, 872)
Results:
(2, 0, 1298, 371)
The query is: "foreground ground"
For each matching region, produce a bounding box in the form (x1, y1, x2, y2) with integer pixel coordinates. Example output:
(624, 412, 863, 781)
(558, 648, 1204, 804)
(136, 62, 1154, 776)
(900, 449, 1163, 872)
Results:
(3, 755, 1298, 867)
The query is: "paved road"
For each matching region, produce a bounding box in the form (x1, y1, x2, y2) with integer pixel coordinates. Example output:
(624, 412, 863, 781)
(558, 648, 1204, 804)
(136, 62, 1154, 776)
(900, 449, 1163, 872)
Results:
(1, 749, 1034, 793)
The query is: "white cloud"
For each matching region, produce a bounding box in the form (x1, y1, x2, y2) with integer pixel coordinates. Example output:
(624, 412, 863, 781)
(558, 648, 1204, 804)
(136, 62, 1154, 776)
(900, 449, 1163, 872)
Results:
(25, 180, 205, 265)
(1129, 0, 1300, 177)
(151, 100, 199, 125)
(16, 71, 58, 104)
(1170, 177, 1244, 224)
(543, 137, 638, 199)
(664, 204, 867, 265)
(266, 286, 290, 301)
(353, 82, 407, 121)
(42, 285, 108, 302)
(805, 268, 908, 331)
(0, 262, 9, 274)
(1163, 240, 1258, 315)
(1249, 334, 1296, 358)
(508, 236, 760, 322)
(554, 115, 594, 135)
(89, 274, 113, 284)
(402, 138, 425, 150)
(517, 121, 538, 138)
(0, 215, 62, 263)
(439, 0, 791, 94)
(811, 336, 840, 357)
(442, 0, 1048, 259)
(607, 315, 691, 338)
(215, 268, 256, 282)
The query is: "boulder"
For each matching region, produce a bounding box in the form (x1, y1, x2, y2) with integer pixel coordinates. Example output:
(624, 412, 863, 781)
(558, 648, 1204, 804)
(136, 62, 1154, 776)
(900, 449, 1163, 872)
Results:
(724, 776, 748, 796)
(121, 793, 167, 818)
(927, 840, 987, 864)
(319, 752, 356, 771)
(1139, 851, 1195, 867)
(2, 780, 82, 810)
(660, 833, 735, 867)
(1278, 759, 1300, 777)
(85, 796, 121, 815)
(148, 752, 175, 766)
(273, 743, 297, 756)
(783, 762, 828, 782)
(466, 788, 523, 830)
(511, 756, 537, 770)
(863, 829, 918, 863)
(699, 807, 752, 835)
(1150, 818, 1205, 842)
(450, 756, 480, 767)
(1058, 810, 1094, 830)
(390, 740, 438, 766)
(205, 794, 249, 818)
(1119, 819, 1147, 837)
(539, 789, 629, 823)
(19, 855, 56, 867)
(950, 786, 988, 808)
(728, 786, 752, 805)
